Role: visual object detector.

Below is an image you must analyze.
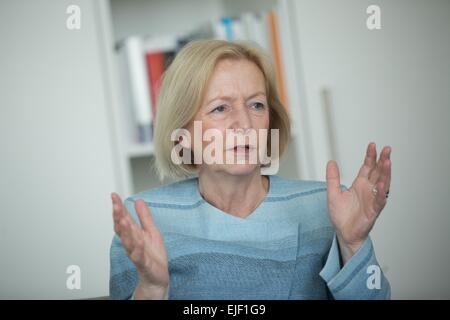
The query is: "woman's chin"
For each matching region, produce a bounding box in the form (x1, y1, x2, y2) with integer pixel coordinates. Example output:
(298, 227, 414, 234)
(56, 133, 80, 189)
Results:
(222, 163, 260, 176)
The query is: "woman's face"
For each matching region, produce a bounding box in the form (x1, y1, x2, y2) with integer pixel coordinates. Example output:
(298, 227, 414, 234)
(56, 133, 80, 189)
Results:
(186, 58, 270, 176)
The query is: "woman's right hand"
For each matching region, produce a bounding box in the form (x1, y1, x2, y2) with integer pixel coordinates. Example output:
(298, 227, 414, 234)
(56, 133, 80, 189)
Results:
(111, 192, 169, 299)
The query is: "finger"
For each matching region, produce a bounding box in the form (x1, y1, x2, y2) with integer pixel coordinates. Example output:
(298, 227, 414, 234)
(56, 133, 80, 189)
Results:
(114, 219, 121, 236)
(378, 158, 391, 193)
(369, 146, 390, 184)
(119, 217, 133, 252)
(326, 160, 341, 200)
(135, 199, 157, 234)
(357, 142, 377, 178)
(383, 148, 392, 192)
(111, 192, 125, 224)
(367, 143, 378, 179)
(121, 213, 144, 253)
(382, 146, 391, 160)
(115, 214, 135, 238)
(128, 216, 145, 248)
(112, 193, 131, 236)
(128, 226, 146, 263)
(374, 181, 387, 214)
(126, 219, 150, 268)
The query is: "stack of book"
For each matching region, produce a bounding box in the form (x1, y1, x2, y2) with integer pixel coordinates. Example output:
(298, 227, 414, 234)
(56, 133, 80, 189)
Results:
(117, 35, 178, 144)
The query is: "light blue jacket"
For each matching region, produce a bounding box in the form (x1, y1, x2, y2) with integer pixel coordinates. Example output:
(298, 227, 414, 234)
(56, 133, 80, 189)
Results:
(110, 175, 390, 299)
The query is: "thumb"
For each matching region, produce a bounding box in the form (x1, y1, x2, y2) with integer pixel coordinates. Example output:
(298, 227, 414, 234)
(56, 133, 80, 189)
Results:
(326, 160, 341, 200)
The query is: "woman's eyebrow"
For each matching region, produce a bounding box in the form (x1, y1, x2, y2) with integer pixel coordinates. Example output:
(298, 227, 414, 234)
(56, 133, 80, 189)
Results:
(205, 91, 266, 105)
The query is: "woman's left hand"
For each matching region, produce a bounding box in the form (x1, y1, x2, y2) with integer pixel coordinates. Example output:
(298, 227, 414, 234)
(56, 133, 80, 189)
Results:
(326, 142, 391, 264)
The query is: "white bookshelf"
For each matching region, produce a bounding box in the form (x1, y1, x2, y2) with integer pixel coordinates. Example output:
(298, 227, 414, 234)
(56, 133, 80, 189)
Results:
(106, 0, 309, 197)
(127, 142, 155, 158)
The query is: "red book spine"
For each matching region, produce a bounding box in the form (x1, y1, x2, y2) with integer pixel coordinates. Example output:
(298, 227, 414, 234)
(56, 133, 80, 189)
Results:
(145, 52, 165, 123)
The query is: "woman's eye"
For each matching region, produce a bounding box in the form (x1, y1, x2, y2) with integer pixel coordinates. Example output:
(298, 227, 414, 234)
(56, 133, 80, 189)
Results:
(251, 102, 265, 110)
(211, 105, 226, 113)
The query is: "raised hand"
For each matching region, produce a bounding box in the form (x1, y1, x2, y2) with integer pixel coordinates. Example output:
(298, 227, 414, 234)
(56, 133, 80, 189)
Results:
(326, 142, 392, 264)
(111, 192, 169, 299)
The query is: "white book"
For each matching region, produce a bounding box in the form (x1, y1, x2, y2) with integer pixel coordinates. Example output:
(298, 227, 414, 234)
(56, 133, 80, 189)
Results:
(119, 36, 152, 143)
(241, 12, 270, 53)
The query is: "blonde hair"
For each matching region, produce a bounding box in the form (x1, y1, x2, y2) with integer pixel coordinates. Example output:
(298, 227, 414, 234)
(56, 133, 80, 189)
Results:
(153, 39, 291, 180)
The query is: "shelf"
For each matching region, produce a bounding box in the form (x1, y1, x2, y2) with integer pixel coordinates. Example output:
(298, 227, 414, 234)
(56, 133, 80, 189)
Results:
(127, 142, 155, 158)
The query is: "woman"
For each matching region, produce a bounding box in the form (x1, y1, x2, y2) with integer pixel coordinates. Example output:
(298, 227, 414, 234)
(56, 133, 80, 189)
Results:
(109, 40, 392, 300)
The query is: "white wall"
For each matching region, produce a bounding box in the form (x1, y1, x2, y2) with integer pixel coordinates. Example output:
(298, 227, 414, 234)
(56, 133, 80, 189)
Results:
(290, 0, 450, 298)
(0, 0, 118, 299)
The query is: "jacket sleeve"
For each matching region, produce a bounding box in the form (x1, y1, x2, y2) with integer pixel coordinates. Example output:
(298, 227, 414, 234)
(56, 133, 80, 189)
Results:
(319, 235, 391, 299)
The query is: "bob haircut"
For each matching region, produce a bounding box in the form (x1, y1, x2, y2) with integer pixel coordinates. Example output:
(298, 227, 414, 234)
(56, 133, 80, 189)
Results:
(153, 39, 291, 180)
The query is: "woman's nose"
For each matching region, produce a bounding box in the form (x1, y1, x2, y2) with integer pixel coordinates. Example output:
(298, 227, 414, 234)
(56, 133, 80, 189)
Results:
(230, 105, 252, 130)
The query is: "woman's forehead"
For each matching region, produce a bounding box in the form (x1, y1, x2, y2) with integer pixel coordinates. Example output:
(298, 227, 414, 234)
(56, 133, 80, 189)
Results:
(213, 59, 264, 78)
(205, 60, 266, 98)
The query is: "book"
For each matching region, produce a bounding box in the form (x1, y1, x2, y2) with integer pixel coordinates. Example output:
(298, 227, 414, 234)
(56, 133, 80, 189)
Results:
(241, 12, 270, 53)
(145, 51, 164, 124)
(143, 35, 179, 128)
(267, 10, 288, 110)
(119, 36, 153, 143)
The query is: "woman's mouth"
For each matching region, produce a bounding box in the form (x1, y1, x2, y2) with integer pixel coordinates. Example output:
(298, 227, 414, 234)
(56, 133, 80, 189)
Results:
(228, 145, 255, 153)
